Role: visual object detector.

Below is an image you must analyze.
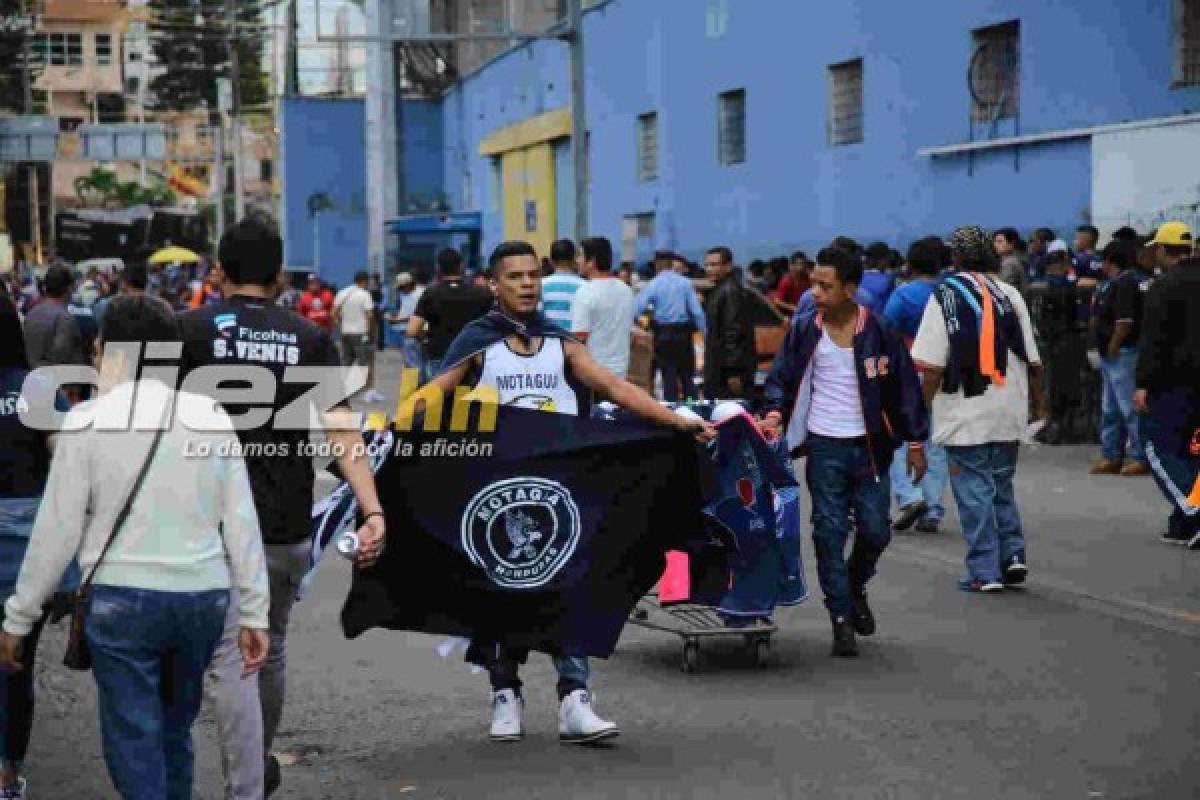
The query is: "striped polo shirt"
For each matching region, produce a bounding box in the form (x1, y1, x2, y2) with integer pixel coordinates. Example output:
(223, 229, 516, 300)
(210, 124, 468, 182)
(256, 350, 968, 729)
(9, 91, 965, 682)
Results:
(540, 272, 585, 331)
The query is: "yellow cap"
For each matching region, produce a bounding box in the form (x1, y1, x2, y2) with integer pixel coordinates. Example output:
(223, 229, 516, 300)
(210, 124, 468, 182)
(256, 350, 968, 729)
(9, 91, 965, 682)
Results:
(1149, 221, 1193, 247)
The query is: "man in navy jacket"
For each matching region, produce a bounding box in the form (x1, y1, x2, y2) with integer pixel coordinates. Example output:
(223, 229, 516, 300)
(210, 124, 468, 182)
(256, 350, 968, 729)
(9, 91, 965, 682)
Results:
(762, 246, 929, 657)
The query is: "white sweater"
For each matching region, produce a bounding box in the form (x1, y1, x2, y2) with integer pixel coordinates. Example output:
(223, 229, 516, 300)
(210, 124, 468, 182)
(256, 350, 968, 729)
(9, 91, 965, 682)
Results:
(3, 381, 269, 636)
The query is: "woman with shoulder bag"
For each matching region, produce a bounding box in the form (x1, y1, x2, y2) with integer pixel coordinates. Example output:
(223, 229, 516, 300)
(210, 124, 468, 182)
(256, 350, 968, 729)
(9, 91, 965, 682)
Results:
(0, 295, 270, 800)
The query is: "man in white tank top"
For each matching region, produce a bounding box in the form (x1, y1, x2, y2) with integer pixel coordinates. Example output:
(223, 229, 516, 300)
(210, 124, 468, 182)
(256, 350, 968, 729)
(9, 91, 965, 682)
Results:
(417, 240, 714, 746)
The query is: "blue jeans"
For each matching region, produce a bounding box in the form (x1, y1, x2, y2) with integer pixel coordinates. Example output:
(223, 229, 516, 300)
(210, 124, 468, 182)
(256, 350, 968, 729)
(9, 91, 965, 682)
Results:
(805, 435, 893, 617)
(1099, 348, 1145, 463)
(86, 586, 229, 800)
(422, 357, 443, 385)
(889, 439, 948, 522)
(483, 646, 590, 700)
(402, 335, 424, 378)
(945, 443, 1026, 583)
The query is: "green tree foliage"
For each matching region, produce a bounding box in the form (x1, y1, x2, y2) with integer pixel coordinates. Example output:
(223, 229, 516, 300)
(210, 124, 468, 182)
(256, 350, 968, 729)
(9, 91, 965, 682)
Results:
(147, 0, 267, 112)
(74, 167, 176, 209)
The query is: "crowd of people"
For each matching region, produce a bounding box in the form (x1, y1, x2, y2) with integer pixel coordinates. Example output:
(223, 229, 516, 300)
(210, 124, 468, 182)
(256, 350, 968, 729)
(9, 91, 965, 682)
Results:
(0, 212, 1196, 798)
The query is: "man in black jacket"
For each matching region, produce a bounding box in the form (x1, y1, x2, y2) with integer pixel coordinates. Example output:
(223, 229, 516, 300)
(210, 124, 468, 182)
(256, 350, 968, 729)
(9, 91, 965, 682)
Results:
(702, 246, 756, 401)
(1133, 222, 1200, 549)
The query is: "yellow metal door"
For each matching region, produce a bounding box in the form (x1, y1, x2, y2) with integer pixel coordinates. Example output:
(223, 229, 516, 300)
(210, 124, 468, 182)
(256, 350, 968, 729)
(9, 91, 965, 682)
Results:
(500, 143, 556, 261)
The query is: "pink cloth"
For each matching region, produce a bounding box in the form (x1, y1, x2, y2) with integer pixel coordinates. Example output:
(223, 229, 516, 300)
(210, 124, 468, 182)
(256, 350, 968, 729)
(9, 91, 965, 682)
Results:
(658, 551, 691, 604)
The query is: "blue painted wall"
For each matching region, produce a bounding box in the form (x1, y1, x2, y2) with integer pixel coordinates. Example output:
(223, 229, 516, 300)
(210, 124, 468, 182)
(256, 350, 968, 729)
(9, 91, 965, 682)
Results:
(400, 97, 446, 212)
(431, 0, 1200, 261)
(281, 97, 368, 289)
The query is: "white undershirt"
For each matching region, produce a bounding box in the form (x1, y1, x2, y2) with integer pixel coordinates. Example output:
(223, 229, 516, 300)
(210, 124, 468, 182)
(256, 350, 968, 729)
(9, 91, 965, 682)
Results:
(807, 328, 866, 438)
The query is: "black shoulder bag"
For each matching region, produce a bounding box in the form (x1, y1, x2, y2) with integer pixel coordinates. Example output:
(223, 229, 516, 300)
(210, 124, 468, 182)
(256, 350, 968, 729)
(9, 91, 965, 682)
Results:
(63, 425, 166, 671)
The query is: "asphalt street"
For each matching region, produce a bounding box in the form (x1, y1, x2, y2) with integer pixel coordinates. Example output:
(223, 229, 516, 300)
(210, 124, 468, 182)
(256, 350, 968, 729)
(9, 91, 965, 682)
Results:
(23, 352, 1199, 798)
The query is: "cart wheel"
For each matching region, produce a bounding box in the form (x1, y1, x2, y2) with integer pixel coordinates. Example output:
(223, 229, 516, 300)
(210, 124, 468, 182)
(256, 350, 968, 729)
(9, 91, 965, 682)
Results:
(681, 641, 699, 673)
(754, 638, 770, 669)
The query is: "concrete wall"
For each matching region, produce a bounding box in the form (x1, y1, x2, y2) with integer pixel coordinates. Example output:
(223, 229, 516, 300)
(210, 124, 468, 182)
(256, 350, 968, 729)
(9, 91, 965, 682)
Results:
(281, 97, 368, 287)
(433, 0, 1200, 261)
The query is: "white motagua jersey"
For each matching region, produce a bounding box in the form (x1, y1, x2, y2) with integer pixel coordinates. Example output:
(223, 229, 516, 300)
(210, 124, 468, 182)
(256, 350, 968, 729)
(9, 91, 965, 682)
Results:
(476, 337, 579, 416)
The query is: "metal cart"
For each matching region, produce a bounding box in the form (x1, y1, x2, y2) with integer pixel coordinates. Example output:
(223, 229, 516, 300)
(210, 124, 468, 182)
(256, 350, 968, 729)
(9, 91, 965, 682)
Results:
(630, 595, 776, 673)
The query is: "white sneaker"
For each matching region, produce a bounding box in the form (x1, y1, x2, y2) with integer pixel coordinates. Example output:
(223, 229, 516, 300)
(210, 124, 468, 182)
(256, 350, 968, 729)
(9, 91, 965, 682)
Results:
(489, 689, 523, 742)
(364, 389, 386, 404)
(558, 689, 619, 744)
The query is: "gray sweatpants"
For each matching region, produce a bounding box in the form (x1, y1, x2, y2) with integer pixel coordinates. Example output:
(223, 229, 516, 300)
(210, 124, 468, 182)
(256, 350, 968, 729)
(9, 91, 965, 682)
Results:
(205, 539, 310, 800)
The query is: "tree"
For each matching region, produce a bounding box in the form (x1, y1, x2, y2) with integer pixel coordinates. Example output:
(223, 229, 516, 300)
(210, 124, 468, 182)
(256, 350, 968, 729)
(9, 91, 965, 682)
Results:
(0, 0, 39, 113)
(147, 0, 268, 112)
(74, 167, 177, 209)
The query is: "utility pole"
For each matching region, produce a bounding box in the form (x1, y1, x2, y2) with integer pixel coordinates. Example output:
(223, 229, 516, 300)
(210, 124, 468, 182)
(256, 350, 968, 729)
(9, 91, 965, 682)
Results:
(212, 103, 225, 243)
(566, 0, 588, 240)
(285, 0, 299, 96)
(19, 20, 41, 264)
(226, 0, 245, 221)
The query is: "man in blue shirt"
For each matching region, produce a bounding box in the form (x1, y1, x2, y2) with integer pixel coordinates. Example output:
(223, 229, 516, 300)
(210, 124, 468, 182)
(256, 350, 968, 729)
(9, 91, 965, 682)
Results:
(1073, 225, 1104, 285)
(634, 251, 707, 401)
(540, 239, 585, 331)
(883, 237, 950, 533)
(861, 242, 897, 315)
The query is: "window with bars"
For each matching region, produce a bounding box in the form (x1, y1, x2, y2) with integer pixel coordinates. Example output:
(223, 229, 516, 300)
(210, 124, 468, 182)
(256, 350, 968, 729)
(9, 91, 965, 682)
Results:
(637, 112, 658, 182)
(970, 21, 1019, 122)
(32, 33, 83, 67)
(1178, 0, 1200, 86)
(95, 33, 112, 66)
(828, 59, 864, 146)
(718, 89, 745, 165)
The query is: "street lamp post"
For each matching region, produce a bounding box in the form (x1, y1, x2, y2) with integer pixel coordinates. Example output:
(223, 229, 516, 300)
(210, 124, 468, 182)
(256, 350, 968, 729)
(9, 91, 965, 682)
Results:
(308, 191, 333, 277)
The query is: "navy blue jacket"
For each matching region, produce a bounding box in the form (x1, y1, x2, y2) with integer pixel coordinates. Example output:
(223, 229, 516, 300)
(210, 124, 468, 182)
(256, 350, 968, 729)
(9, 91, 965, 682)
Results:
(762, 305, 930, 473)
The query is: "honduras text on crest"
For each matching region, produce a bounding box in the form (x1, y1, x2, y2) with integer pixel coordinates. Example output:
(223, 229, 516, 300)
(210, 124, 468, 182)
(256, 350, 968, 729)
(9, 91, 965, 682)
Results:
(461, 477, 581, 589)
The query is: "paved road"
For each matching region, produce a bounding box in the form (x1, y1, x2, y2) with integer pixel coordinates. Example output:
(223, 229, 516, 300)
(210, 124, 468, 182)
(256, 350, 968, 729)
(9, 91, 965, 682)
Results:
(24, 352, 1198, 798)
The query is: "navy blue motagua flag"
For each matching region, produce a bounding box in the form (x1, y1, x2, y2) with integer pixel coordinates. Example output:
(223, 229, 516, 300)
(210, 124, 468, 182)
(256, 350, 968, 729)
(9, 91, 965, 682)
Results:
(340, 407, 708, 659)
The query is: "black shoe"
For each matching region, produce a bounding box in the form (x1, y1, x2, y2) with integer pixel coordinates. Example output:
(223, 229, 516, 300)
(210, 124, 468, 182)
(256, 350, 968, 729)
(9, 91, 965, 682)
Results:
(892, 501, 928, 532)
(830, 615, 858, 657)
(850, 591, 876, 636)
(265, 754, 282, 797)
(914, 518, 941, 534)
(1161, 529, 1191, 545)
(1003, 555, 1028, 586)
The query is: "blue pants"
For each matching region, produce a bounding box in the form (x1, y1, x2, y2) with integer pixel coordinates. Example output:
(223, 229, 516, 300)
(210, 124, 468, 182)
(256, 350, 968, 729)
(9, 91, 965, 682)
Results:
(86, 586, 228, 800)
(1099, 348, 1145, 463)
(422, 357, 443, 385)
(483, 647, 589, 700)
(1143, 415, 1200, 537)
(945, 443, 1026, 583)
(889, 439, 948, 523)
(805, 435, 892, 617)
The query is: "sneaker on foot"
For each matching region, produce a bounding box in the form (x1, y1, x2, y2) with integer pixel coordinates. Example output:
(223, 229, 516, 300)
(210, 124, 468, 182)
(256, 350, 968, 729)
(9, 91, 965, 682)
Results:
(0, 777, 26, 800)
(490, 689, 524, 742)
(892, 500, 928, 532)
(830, 615, 858, 657)
(1119, 461, 1150, 477)
(1003, 556, 1028, 586)
(559, 689, 618, 744)
(915, 517, 941, 533)
(1161, 529, 1191, 545)
(851, 591, 876, 636)
(958, 577, 1004, 593)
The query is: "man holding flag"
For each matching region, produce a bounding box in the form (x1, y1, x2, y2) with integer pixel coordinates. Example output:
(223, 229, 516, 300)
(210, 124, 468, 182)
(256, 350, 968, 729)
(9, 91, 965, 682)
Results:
(395, 239, 714, 744)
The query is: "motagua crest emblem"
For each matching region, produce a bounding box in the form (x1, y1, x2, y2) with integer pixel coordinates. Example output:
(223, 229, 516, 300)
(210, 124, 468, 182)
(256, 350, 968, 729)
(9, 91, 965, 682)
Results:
(461, 477, 581, 589)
